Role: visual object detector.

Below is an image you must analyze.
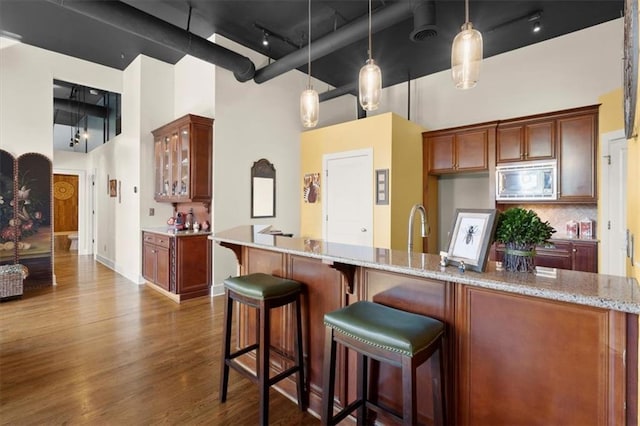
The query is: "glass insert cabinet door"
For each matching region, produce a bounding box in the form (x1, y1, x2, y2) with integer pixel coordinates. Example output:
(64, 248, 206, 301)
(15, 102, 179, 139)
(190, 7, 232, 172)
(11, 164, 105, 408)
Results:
(179, 125, 190, 196)
(151, 114, 213, 204)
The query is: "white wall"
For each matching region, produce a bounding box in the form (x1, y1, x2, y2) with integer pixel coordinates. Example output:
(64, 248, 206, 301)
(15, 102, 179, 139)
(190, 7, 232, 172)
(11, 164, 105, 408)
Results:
(374, 18, 623, 131)
(210, 35, 355, 293)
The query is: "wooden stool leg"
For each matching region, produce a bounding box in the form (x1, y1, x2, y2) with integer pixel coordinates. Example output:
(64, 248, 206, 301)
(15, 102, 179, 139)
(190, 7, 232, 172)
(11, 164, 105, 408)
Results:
(356, 352, 368, 426)
(219, 290, 233, 402)
(258, 301, 270, 426)
(401, 356, 417, 426)
(431, 341, 446, 426)
(321, 327, 337, 426)
(294, 294, 307, 410)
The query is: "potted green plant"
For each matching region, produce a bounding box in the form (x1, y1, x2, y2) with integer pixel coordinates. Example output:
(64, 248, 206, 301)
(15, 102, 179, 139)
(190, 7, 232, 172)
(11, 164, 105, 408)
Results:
(494, 207, 556, 272)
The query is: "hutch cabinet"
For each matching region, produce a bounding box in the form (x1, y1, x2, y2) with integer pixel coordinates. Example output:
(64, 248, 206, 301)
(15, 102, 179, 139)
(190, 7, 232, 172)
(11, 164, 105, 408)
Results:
(424, 122, 495, 175)
(142, 230, 210, 302)
(152, 114, 213, 206)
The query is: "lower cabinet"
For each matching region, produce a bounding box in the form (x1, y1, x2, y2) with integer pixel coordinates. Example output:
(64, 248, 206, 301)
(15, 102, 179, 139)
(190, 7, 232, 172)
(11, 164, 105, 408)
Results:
(142, 231, 209, 301)
(143, 233, 170, 290)
(223, 244, 635, 426)
(456, 285, 627, 425)
(493, 239, 598, 273)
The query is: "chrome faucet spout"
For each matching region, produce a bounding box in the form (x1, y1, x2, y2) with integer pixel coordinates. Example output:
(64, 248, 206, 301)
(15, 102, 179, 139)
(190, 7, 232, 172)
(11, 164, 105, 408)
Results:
(408, 204, 428, 252)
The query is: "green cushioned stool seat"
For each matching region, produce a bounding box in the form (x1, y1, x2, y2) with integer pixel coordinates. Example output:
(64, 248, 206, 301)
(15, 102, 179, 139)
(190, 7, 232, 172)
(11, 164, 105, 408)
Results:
(220, 272, 306, 425)
(324, 300, 444, 357)
(224, 272, 301, 300)
(321, 300, 447, 426)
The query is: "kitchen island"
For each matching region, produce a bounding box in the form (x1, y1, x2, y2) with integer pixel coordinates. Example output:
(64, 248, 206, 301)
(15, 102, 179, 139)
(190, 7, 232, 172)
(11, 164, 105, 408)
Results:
(211, 225, 639, 425)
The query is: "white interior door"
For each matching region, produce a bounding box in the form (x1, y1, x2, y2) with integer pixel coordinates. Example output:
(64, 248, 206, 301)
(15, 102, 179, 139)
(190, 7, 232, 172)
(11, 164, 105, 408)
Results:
(600, 130, 627, 276)
(323, 149, 373, 246)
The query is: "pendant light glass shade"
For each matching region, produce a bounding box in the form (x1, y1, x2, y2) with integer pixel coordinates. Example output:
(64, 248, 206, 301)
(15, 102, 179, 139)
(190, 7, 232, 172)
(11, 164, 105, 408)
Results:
(300, 87, 319, 128)
(300, 0, 319, 128)
(359, 0, 381, 111)
(359, 59, 382, 111)
(451, 0, 483, 90)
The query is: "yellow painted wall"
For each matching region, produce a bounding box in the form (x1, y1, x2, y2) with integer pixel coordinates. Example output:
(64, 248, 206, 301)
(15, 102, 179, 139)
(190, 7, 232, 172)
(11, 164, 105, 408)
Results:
(390, 114, 425, 250)
(300, 112, 424, 249)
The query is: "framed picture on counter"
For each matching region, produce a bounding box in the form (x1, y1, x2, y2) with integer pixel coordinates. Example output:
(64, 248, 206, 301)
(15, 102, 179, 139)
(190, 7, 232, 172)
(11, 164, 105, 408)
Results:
(446, 209, 497, 272)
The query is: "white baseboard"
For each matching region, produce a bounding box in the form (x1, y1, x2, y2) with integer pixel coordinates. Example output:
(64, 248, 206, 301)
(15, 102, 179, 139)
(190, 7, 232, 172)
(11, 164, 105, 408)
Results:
(211, 283, 224, 297)
(95, 254, 115, 270)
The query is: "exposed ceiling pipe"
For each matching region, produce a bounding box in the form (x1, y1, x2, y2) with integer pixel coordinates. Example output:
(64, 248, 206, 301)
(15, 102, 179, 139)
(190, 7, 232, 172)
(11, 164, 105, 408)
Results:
(254, 0, 416, 84)
(44, 0, 255, 82)
(319, 83, 357, 103)
(54, 98, 108, 118)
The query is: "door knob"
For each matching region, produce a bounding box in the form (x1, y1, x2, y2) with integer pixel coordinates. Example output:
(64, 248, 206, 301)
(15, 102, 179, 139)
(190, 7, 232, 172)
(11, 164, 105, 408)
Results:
(361, 228, 367, 232)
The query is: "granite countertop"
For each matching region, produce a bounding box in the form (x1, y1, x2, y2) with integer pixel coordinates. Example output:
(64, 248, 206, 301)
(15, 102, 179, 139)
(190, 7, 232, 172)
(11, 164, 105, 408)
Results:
(143, 227, 212, 237)
(210, 225, 640, 314)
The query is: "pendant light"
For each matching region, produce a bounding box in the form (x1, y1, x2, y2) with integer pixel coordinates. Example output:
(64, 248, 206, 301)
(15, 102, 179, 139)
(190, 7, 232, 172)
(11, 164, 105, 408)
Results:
(359, 0, 382, 111)
(300, 0, 319, 128)
(451, 0, 483, 89)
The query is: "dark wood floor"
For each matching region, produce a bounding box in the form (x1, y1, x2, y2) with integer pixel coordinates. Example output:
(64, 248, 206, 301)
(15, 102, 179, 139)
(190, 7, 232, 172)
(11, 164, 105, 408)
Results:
(0, 252, 320, 425)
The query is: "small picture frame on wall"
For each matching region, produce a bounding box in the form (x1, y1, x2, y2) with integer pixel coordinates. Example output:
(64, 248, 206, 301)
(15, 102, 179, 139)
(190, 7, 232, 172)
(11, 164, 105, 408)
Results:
(109, 179, 117, 197)
(375, 169, 389, 205)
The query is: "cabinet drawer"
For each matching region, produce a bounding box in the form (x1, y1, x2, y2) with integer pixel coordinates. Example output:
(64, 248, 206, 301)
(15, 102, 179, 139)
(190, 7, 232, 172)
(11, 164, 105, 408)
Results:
(143, 232, 156, 244)
(143, 232, 171, 248)
(154, 235, 171, 248)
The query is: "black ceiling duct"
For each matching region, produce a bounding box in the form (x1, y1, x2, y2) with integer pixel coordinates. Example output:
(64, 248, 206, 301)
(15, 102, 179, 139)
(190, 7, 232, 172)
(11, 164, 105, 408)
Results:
(254, 1, 416, 84)
(410, 0, 437, 42)
(44, 0, 256, 82)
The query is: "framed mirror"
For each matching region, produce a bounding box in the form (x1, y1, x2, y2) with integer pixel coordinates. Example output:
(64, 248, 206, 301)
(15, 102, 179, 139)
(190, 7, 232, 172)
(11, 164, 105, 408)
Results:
(251, 159, 275, 218)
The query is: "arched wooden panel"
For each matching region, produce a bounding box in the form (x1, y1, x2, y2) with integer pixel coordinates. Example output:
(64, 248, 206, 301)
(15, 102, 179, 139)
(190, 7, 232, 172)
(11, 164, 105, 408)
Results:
(0, 149, 17, 265)
(16, 153, 52, 284)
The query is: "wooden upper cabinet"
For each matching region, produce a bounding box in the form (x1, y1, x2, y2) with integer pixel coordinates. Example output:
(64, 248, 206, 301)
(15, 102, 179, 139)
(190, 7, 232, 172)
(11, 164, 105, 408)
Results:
(428, 133, 455, 173)
(152, 114, 213, 205)
(424, 123, 495, 175)
(556, 107, 598, 203)
(497, 118, 555, 163)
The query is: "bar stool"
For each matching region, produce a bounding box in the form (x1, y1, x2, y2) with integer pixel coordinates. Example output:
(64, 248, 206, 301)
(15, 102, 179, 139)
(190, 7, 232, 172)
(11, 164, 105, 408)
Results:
(219, 272, 306, 425)
(321, 300, 446, 426)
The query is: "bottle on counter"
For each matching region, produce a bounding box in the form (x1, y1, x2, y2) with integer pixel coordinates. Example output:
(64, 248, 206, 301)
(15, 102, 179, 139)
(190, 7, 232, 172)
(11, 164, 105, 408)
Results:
(193, 221, 200, 232)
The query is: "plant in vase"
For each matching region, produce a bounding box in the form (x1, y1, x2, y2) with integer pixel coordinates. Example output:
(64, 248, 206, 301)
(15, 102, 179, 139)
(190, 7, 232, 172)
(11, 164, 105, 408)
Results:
(494, 207, 555, 272)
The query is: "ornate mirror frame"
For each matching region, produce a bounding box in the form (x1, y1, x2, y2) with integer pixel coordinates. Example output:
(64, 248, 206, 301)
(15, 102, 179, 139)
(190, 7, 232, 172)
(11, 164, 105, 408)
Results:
(251, 159, 276, 218)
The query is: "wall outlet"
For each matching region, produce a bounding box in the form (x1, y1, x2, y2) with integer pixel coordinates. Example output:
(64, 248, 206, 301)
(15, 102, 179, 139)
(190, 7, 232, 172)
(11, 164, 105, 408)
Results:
(149, 208, 154, 216)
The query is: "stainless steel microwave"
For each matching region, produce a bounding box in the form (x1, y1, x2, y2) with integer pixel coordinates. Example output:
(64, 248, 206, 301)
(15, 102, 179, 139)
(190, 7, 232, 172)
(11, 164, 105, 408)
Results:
(496, 160, 557, 201)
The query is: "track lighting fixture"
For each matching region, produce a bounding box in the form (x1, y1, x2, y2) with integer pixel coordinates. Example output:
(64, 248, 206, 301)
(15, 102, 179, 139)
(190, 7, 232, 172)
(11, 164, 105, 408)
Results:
(532, 21, 541, 33)
(262, 30, 269, 47)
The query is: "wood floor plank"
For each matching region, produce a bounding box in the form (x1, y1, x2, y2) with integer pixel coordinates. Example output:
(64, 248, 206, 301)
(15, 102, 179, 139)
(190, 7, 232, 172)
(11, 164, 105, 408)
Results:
(0, 253, 319, 425)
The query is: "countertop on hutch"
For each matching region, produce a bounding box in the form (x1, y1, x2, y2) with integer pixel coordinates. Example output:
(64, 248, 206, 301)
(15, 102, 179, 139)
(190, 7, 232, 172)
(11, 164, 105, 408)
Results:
(211, 225, 640, 314)
(142, 227, 212, 237)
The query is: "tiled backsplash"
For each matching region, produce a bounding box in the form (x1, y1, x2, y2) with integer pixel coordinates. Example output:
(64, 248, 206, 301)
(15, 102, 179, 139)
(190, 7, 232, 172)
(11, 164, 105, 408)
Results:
(515, 204, 597, 238)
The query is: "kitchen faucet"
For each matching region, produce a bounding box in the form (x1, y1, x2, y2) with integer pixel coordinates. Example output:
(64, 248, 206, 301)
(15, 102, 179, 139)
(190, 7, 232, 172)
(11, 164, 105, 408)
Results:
(407, 204, 429, 252)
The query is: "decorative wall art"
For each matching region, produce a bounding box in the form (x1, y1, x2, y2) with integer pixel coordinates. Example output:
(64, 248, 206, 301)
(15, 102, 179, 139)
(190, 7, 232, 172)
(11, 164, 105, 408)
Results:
(109, 179, 117, 197)
(303, 173, 320, 203)
(446, 209, 497, 272)
(0, 149, 53, 284)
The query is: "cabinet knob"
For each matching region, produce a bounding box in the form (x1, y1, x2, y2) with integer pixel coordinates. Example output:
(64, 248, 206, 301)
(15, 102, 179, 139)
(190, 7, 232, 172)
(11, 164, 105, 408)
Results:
(572, 248, 577, 253)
